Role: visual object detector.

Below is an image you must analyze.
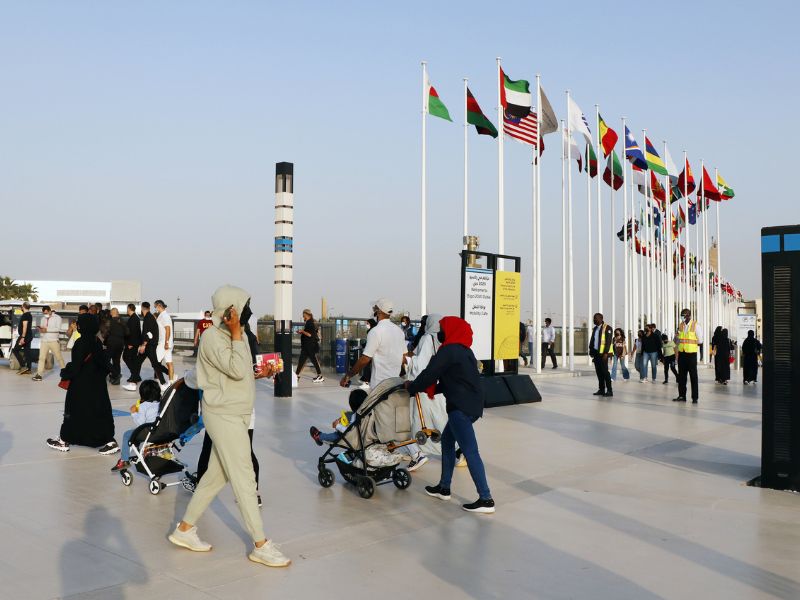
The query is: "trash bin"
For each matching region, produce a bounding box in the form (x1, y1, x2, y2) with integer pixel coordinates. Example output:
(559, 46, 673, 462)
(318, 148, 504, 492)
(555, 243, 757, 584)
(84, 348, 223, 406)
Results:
(347, 339, 361, 369)
(335, 338, 347, 374)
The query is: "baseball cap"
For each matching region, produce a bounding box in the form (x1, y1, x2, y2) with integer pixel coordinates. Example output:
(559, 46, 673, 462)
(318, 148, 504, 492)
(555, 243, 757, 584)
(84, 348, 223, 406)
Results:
(372, 298, 394, 315)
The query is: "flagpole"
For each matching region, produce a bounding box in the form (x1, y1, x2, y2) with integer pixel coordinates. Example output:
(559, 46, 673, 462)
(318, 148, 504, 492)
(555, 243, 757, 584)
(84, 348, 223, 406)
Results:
(622, 117, 629, 343)
(715, 167, 722, 336)
(683, 151, 689, 320)
(420, 61, 428, 316)
(535, 74, 543, 374)
(566, 90, 575, 371)
(700, 158, 708, 363)
(561, 119, 567, 369)
(586, 134, 593, 363)
(496, 57, 504, 257)
(463, 78, 469, 241)
(642, 128, 651, 325)
(595, 105, 603, 320)
(664, 140, 672, 333)
(611, 153, 617, 332)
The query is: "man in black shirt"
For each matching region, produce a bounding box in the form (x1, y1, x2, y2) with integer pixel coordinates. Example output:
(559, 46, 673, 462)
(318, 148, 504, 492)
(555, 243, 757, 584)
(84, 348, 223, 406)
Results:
(123, 303, 143, 390)
(106, 308, 127, 385)
(13, 302, 34, 374)
(138, 302, 166, 385)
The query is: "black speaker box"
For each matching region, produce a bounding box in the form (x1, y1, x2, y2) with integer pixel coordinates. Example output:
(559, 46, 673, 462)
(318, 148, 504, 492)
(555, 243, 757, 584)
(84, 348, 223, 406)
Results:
(504, 374, 542, 404)
(481, 375, 515, 408)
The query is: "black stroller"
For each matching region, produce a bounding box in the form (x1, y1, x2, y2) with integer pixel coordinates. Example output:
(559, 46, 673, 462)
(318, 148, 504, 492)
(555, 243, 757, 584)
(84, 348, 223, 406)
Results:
(316, 377, 440, 499)
(116, 378, 202, 495)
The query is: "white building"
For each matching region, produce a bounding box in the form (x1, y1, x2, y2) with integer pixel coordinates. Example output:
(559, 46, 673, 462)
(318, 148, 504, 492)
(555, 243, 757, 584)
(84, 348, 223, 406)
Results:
(18, 280, 141, 311)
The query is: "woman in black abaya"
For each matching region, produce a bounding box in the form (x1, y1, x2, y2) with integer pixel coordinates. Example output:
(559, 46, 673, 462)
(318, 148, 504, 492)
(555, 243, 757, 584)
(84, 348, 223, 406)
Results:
(46, 314, 119, 454)
(741, 330, 762, 384)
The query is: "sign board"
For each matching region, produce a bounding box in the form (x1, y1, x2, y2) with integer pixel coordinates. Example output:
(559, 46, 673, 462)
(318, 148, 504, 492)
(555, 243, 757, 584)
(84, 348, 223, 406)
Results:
(736, 314, 757, 344)
(463, 268, 493, 360)
(493, 271, 521, 359)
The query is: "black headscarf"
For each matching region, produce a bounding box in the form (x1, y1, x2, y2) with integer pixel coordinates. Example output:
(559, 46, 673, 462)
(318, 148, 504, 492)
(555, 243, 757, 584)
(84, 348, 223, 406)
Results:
(71, 314, 102, 369)
(411, 315, 428, 351)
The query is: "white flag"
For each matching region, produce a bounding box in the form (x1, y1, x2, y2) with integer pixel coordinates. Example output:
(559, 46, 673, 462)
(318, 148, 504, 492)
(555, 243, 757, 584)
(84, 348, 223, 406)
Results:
(567, 96, 592, 142)
(663, 144, 678, 177)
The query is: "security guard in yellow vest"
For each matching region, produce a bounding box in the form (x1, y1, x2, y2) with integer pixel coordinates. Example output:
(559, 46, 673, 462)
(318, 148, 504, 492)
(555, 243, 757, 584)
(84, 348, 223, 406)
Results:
(589, 313, 614, 397)
(673, 308, 704, 403)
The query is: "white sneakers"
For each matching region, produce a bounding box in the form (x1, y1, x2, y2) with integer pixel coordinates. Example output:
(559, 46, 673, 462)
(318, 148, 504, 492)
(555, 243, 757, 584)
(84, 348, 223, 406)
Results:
(168, 524, 212, 552)
(169, 524, 291, 568)
(249, 540, 291, 567)
(123, 383, 138, 392)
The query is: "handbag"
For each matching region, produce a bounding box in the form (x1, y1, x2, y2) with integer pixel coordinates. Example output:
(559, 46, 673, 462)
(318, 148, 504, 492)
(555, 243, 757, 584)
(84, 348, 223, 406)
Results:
(58, 352, 93, 390)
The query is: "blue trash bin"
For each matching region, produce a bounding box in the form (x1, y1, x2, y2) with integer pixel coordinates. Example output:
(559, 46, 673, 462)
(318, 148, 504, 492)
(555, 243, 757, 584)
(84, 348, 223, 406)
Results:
(335, 338, 347, 374)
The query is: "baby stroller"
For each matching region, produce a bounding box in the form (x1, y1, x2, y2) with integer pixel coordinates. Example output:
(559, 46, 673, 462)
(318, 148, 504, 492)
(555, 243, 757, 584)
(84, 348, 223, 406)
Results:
(116, 378, 203, 495)
(316, 377, 441, 499)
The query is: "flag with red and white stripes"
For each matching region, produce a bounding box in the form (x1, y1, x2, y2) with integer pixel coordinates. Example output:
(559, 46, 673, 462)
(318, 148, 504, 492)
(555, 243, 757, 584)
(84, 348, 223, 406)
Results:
(503, 110, 542, 149)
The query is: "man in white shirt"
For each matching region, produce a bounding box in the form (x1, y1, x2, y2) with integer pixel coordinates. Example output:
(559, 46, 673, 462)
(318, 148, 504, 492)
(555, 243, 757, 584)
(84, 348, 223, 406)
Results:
(154, 300, 175, 382)
(340, 299, 428, 471)
(541, 318, 558, 369)
(32, 306, 65, 381)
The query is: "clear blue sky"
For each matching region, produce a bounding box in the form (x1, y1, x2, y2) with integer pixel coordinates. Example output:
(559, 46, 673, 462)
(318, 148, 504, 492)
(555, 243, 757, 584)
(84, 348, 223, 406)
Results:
(2, 1, 797, 323)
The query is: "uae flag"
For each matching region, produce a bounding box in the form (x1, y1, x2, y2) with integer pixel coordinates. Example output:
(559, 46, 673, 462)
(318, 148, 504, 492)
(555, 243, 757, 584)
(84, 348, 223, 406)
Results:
(466, 88, 497, 137)
(425, 72, 452, 121)
(603, 150, 624, 190)
(500, 68, 531, 119)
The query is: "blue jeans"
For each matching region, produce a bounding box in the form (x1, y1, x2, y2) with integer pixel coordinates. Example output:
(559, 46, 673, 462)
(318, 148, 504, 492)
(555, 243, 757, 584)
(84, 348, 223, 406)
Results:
(121, 428, 134, 461)
(641, 352, 658, 380)
(319, 430, 342, 443)
(611, 355, 629, 380)
(440, 410, 491, 500)
(528, 342, 534, 360)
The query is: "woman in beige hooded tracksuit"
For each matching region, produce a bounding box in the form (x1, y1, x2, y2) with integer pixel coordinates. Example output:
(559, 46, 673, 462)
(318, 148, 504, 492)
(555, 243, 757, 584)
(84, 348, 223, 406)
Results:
(168, 285, 290, 568)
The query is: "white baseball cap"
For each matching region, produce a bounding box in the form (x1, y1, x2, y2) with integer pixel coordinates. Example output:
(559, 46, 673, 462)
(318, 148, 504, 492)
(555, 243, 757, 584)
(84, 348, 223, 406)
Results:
(372, 298, 394, 315)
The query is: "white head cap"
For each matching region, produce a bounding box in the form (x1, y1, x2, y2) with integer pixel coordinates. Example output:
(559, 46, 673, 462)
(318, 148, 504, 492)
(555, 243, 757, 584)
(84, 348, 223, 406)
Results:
(372, 298, 394, 315)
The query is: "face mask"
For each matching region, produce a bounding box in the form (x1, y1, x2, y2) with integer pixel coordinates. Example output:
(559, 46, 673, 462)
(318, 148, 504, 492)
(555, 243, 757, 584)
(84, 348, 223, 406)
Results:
(373, 311, 379, 320)
(437, 331, 445, 344)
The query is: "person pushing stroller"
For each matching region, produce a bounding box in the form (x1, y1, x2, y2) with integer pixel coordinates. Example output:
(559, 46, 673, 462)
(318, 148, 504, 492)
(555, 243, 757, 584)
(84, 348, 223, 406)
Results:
(405, 316, 495, 514)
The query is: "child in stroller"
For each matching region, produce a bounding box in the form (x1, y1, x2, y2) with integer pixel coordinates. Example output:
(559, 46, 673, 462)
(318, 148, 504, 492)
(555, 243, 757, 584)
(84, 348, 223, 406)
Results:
(314, 377, 440, 499)
(112, 373, 203, 495)
(309, 388, 367, 446)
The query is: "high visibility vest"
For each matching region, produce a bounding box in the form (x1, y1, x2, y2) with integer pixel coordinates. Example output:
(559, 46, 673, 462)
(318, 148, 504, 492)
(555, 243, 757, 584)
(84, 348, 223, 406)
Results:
(677, 320, 698, 353)
(594, 325, 609, 353)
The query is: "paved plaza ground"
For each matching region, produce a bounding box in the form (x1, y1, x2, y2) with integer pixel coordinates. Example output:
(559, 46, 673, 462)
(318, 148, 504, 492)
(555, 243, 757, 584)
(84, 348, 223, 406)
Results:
(1, 357, 798, 600)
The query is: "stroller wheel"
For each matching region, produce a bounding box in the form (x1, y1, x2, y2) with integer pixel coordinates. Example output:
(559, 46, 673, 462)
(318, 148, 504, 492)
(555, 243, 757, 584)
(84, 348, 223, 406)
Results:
(415, 431, 429, 445)
(357, 476, 375, 499)
(148, 479, 162, 495)
(318, 468, 335, 488)
(392, 468, 412, 490)
(429, 430, 442, 444)
(120, 470, 133, 487)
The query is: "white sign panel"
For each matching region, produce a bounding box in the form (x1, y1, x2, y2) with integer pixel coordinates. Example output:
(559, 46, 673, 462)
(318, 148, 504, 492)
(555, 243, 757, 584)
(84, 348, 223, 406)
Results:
(736, 314, 757, 343)
(464, 268, 494, 360)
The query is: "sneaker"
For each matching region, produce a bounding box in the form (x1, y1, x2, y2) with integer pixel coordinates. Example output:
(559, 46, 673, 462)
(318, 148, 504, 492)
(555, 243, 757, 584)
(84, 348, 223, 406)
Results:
(455, 449, 467, 468)
(639, 379, 646, 384)
(46, 437, 69, 452)
(359, 382, 370, 390)
(168, 524, 212, 552)
(309, 426, 323, 446)
(424, 485, 451, 501)
(673, 396, 686, 402)
(662, 381, 668, 385)
(248, 540, 291, 567)
(692, 399, 698, 404)
(111, 459, 130, 472)
(18, 368, 31, 375)
(312, 375, 325, 383)
(407, 454, 429, 472)
(650, 379, 656, 384)
(98, 441, 120, 455)
(123, 382, 138, 391)
(462, 498, 496, 514)
(603, 392, 614, 397)
(31, 374, 43, 382)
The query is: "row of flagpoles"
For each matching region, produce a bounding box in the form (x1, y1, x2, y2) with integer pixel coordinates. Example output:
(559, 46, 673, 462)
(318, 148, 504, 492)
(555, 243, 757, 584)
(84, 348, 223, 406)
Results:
(420, 60, 742, 372)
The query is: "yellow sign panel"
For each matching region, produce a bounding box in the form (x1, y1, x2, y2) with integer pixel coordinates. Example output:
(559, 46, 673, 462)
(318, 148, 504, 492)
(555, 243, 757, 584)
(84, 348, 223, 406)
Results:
(493, 271, 521, 359)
